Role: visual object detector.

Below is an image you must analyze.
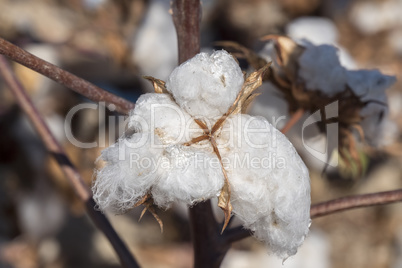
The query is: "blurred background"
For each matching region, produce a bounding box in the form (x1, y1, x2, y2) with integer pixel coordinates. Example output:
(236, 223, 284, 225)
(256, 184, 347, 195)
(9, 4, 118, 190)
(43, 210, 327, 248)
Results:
(0, 0, 402, 267)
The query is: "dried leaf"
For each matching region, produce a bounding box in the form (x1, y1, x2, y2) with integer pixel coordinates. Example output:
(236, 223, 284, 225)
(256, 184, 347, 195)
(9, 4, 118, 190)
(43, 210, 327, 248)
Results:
(215, 41, 268, 70)
(233, 63, 271, 115)
(261, 35, 305, 81)
(241, 93, 261, 113)
(218, 179, 232, 233)
(134, 194, 163, 232)
(210, 138, 232, 233)
(133, 193, 151, 207)
(143, 76, 167, 94)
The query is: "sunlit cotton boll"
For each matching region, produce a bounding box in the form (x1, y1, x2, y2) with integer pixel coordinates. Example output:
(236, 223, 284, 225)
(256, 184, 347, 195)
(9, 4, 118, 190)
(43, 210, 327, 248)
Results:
(217, 114, 311, 259)
(166, 50, 244, 119)
(93, 132, 164, 211)
(93, 49, 311, 259)
(151, 144, 224, 208)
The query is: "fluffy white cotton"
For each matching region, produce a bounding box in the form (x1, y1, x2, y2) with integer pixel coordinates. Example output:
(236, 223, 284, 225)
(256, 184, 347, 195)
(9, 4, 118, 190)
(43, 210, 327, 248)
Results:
(132, 0, 178, 82)
(286, 17, 338, 45)
(151, 144, 224, 208)
(93, 132, 164, 211)
(93, 50, 311, 259)
(166, 50, 244, 119)
(128, 93, 200, 145)
(217, 114, 311, 258)
(298, 44, 347, 97)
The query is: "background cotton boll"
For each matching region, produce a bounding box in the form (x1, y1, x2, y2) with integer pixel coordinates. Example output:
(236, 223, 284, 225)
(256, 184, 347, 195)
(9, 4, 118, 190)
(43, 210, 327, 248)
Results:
(360, 103, 394, 147)
(285, 17, 356, 69)
(151, 145, 224, 208)
(132, 0, 178, 84)
(298, 44, 347, 96)
(128, 93, 197, 144)
(93, 133, 164, 212)
(286, 17, 338, 45)
(346, 70, 396, 103)
(166, 50, 244, 119)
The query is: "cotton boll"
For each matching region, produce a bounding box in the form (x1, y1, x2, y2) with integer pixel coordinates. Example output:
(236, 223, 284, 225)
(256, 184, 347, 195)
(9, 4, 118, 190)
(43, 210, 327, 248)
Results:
(93, 133, 164, 212)
(166, 50, 244, 119)
(286, 17, 338, 45)
(298, 45, 347, 97)
(346, 69, 396, 103)
(217, 114, 311, 258)
(128, 93, 200, 145)
(132, 0, 178, 82)
(151, 145, 224, 208)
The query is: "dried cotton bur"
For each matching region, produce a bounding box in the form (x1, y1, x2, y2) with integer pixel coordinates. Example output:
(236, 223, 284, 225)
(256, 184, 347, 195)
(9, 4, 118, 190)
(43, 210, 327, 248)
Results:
(93, 50, 311, 259)
(219, 36, 396, 176)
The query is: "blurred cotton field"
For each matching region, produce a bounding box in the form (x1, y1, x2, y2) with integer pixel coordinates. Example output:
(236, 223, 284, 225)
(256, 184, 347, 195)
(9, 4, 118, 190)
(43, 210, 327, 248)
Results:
(0, 0, 402, 268)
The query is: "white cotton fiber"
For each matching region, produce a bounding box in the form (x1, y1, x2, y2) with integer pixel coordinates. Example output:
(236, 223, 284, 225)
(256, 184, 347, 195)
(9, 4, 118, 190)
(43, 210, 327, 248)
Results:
(151, 144, 224, 208)
(166, 50, 244, 119)
(128, 93, 200, 145)
(298, 44, 347, 97)
(93, 133, 164, 212)
(217, 114, 311, 259)
(93, 51, 311, 260)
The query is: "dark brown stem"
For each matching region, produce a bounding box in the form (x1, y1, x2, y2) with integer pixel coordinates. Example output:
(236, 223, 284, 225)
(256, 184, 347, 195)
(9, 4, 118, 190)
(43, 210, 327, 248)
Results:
(310, 189, 402, 218)
(0, 38, 134, 115)
(189, 201, 231, 268)
(172, 1, 231, 267)
(0, 55, 140, 268)
(172, 0, 201, 65)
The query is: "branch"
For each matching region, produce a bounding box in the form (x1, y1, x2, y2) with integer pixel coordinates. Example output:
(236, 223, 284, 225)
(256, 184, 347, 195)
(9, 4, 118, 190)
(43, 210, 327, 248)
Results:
(172, 0, 201, 65)
(0, 55, 140, 268)
(0, 38, 135, 115)
(223, 188, 402, 244)
(310, 188, 402, 218)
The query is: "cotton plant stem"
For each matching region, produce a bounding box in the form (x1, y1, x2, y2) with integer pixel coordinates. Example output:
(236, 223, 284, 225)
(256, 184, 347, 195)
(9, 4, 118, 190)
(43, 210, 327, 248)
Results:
(310, 189, 402, 218)
(0, 37, 134, 115)
(172, 0, 201, 65)
(280, 108, 304, 134)
(172, 1, 230, 267)
(0, 55, 140, 268)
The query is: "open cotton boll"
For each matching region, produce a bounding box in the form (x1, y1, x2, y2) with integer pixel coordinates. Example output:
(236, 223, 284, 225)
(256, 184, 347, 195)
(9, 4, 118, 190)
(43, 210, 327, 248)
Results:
(166, 50, 244, 119)
(346, 69, 396, 146)
(151, 144, 224, 208)
(128, 93, 200, 145)
(298, 44, 347, 97)
(346, 69, 396, 103)
(93, 133, 164, 212)
(217, 114, 311, 258)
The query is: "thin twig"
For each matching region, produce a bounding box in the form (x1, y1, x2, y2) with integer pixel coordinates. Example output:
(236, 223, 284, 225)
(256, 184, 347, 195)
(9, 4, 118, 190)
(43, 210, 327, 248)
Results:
(281, 108, 304, 134)
(0, 38, 135, 114)
(310, 189, 402, 218)
(0, 55, 140, 268)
